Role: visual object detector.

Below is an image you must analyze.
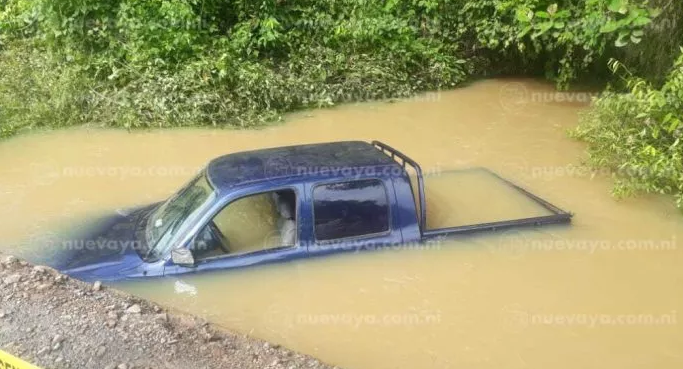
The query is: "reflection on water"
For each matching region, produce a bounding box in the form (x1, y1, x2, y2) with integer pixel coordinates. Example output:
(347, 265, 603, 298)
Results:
(1, 79, 682, 369)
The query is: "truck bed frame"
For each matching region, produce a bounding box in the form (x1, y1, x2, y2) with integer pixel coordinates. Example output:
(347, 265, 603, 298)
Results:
(371, 140, 572, 239)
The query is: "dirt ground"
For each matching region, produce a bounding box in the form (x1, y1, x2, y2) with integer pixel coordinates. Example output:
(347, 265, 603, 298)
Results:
(0, 254, 339, 369)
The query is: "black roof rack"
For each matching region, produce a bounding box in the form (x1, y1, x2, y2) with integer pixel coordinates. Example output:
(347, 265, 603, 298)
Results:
(372, 140, 573, 238)
(371, 140, 427, 233)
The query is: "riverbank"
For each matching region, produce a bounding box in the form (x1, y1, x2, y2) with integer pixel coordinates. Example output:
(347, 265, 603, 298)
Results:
(1, 0, 669, 139)
(0, 254, 339, 369)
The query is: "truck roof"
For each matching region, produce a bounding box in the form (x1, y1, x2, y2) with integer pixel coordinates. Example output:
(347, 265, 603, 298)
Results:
(206, 141, 401, 190)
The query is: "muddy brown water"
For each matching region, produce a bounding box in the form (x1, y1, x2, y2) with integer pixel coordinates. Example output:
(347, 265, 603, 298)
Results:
(1, 79, 682, 369)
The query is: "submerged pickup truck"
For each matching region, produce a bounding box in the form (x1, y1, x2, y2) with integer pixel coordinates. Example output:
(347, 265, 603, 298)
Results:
(56, 141, 572, 282)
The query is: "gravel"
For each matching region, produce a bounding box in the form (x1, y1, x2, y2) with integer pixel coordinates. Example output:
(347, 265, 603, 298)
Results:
(0, 254, 340, 369)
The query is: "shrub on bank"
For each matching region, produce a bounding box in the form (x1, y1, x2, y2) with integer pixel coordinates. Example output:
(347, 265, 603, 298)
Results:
(0, 41, 95, 138)
(0, 0, 658, 137)
(572, 51, 683, 208)
(0, 0, 474, 136)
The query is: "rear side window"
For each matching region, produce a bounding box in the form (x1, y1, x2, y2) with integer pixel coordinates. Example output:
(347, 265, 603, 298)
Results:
(313, 179, 389, 241)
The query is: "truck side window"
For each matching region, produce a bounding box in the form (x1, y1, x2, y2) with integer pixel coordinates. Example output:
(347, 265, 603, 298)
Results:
(191, 189, 297, 261)
(313, 179, 389, 241)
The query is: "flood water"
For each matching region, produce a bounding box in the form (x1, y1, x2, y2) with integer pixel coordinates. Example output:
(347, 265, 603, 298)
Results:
(1, 79, 682, 369)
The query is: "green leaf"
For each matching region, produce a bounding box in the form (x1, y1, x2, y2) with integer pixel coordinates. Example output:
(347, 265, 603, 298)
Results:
(547, 3, 558, 16)
(383, 0, 398, 12)
(517, 25, 533, 38)
(615, 35, 628, 47)
(535, 11, 550, 19)
(535, 21, 553, 34)
(632, 17, 651, 26)
(608, 0, 624, 13)
(600, 21, 619, 33)
(516, 9, 531, 22)
(630, 34, 642, 44)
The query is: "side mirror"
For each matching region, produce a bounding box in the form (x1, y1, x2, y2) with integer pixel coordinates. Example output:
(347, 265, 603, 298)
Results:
(171, 248, 195, 267)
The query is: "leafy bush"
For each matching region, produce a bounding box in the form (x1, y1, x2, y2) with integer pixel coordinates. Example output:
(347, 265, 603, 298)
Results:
(572, 51, 683, 208)
(459, 0, 658, 86)
(0, 41, 95, 138)
(0, 0, 662, 138)
(1, 0, 478, 134)
(619, 0, 683, 85)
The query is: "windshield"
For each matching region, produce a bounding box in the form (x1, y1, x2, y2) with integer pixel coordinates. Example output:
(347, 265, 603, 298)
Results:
(145, 171, 216, 260)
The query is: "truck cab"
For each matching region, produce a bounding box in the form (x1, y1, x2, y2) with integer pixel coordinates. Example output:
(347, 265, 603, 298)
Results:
(160, 141, 423, 276)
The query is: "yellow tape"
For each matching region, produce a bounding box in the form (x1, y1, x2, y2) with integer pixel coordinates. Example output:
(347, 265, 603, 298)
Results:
(0, 350, 42, 369)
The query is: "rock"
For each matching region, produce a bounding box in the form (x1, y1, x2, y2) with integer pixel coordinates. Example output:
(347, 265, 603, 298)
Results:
(33, 266, 46, 274)
(0, 310, 5, 318)
(52, 342, 62, 351)
(154, 313, 168, 323)
(3, 274, 21, 284)
(37, 347, 49, 356)
(117, 363, 129, 369)
(93, 281, 102, 291)
(125, 304, 141, 314)
(55, 356, 64, 364)
(52, 334, 65, 344)
(104, 365, 116, 369)
(96, 346, 107, 357)
(107, 311, 119, 320)
(200, 328, 219, 342)
(37, 283, 52, 291)
(2, 255, 17, 265)
(106, 320, 117, 328)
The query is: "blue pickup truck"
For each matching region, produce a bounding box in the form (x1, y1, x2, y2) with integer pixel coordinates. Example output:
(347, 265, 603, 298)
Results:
(55, 141, 571, 282)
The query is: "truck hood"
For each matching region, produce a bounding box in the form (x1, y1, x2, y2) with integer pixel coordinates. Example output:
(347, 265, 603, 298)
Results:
(55, 204, 157, 282)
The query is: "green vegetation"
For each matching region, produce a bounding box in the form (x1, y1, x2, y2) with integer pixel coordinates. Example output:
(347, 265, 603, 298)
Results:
(1, 0, 682, 208)
(569, 0, 683, 209)
(0, 0, 655, 136)
(572, 53, 683, 208)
